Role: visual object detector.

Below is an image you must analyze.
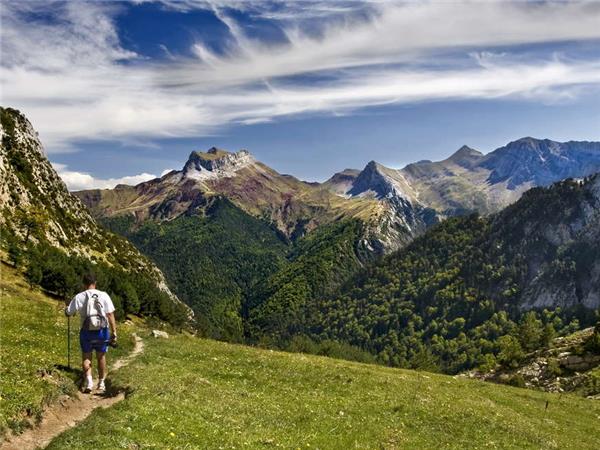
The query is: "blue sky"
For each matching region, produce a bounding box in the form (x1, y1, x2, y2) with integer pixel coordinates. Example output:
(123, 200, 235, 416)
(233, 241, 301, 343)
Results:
(2, 1, 600, 189)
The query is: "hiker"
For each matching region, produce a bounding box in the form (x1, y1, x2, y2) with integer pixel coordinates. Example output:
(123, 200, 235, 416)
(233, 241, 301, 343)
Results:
(65, 273, 117, 394)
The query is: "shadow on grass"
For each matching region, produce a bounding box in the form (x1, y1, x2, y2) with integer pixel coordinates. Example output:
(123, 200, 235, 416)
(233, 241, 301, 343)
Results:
(53, 364, 79, 375)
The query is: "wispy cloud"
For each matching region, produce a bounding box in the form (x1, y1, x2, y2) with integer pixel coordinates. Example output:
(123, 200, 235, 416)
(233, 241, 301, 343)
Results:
(2, 0, 600, 152)
(51, 162, 157, 191)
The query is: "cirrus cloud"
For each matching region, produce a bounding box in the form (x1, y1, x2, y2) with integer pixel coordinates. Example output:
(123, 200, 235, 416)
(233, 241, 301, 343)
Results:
(1, 0, 600, 153)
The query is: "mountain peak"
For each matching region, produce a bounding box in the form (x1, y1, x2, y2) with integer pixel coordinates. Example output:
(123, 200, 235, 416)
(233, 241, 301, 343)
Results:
(183, 147, 255, 181)
(189, 147, 232, 162)
(348, 160, 416, 201)
(323, 168, 361, 196)
(446, 145, 483, 167)
(512, 136, 542, 145)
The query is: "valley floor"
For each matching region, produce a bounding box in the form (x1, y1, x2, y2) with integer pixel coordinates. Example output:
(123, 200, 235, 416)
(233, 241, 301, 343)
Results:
(1, 265, 600, 449)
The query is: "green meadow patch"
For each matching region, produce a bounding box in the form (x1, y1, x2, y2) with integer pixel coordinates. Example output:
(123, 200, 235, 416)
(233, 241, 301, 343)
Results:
(49, 333, 600, 449)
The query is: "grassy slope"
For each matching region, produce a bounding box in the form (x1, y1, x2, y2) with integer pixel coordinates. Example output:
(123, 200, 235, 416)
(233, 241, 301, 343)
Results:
(49, 336, 600, 449)
(2, 264, 600, 449)
(0, 263, 136, 435)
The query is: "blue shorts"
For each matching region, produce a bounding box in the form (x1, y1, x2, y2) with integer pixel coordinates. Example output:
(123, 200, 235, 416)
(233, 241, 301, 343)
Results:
(80, 327, 110, 353)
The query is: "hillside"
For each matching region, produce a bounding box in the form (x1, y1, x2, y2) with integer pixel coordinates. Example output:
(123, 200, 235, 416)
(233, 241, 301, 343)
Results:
(2, 233, 600, 450)
(45, 324, 600, 449)
(266, 176, 600, 372)
(101, 197, 289, 341)
(245, 219, 371, 345)
(0, 107, 190, 325)
(3, 266, 598, 449)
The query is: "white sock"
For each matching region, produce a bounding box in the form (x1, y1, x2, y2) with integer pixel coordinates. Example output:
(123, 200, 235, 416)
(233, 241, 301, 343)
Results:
(86, 375, 93, 386)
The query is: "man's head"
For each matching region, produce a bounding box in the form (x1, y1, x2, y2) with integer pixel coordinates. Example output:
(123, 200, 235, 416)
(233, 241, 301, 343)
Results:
(82, 273, 97, 289)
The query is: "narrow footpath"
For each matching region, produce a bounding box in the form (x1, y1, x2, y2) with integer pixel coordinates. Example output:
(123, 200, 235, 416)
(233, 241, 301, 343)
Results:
(1, 334, 144, 450)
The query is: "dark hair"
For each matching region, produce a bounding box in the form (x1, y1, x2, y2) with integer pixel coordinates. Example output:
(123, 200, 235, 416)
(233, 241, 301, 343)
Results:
(82, 273, 97, 287)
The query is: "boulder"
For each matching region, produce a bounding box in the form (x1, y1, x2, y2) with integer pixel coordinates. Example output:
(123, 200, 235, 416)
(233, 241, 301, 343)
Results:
(152, 330, 169, 339)
(560, 354, 600, 371)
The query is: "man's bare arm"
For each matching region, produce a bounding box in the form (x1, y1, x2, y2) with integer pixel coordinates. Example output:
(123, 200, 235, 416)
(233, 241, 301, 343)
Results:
(64, 297, 77, 316)
(107, 312, 117, 340)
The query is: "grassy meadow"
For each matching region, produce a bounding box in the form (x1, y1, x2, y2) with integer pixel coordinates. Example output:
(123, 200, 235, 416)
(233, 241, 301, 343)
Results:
(49, 334, 600, 449)
(2, 263, 600, 449)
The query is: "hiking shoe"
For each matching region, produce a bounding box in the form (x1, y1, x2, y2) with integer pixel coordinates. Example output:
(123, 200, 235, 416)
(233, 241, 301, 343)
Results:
(97, 379, 106, 394)
(83, 380, 93, 394)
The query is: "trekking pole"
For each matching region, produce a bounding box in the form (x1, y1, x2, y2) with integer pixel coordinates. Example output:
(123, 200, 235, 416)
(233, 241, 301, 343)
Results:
(67, 314, 71, 369)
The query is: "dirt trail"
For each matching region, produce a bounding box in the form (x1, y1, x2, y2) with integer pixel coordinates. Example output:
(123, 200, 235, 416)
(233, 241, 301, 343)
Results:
(1, 334, 144, 450)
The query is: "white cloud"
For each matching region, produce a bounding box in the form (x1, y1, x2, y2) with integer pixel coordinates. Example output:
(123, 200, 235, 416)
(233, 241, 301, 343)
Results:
(1, 1, 600, 152)
(51, 162, 157, 191)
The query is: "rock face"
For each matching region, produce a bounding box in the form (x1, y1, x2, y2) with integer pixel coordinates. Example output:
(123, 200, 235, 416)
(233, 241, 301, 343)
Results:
(345, 161, 439, 247)
(481, 138, 600, 189)
(349, 161, 415, 199)
(0, 107, 190, 316)
(0, 107, 95, 248)
(560, 354, 600, 371)
(503, 176, 600, 310)
(182, 148, 255, 181)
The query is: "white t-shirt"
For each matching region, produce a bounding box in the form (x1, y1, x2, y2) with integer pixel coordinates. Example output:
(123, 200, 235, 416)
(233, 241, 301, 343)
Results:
(66, 289, 115, 329)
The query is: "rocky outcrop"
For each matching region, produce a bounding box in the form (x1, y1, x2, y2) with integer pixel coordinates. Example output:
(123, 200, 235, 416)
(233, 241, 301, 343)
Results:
(560, 353, 600, 371)
(469, 328, 600, 397)
(516, 176, 600, 311)
(0, 107, 95, 248)
(151, 330, 169, 339)
(183, 148, 255, 181)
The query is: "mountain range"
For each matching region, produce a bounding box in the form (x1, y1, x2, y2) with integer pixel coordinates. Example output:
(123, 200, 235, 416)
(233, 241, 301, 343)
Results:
(327, 137, 600, 213)
(76, 137, 600, 254)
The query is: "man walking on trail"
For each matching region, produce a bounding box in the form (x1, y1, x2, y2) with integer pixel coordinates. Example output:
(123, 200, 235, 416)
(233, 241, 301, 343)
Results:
(65, 273, 117, 394)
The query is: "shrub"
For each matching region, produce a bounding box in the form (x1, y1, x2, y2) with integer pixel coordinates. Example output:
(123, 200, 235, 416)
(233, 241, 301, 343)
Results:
(546, 359, 562, 377)
(508, 374, 527, 388)
(585, 322, 600, 354)
(497, 335, 525, 369)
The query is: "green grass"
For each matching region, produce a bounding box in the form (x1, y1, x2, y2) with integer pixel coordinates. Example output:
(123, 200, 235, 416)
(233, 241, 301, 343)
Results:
(0, 263, 136, 435)
(48, 334, 600, 449)
(2, 263, 600, 449)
